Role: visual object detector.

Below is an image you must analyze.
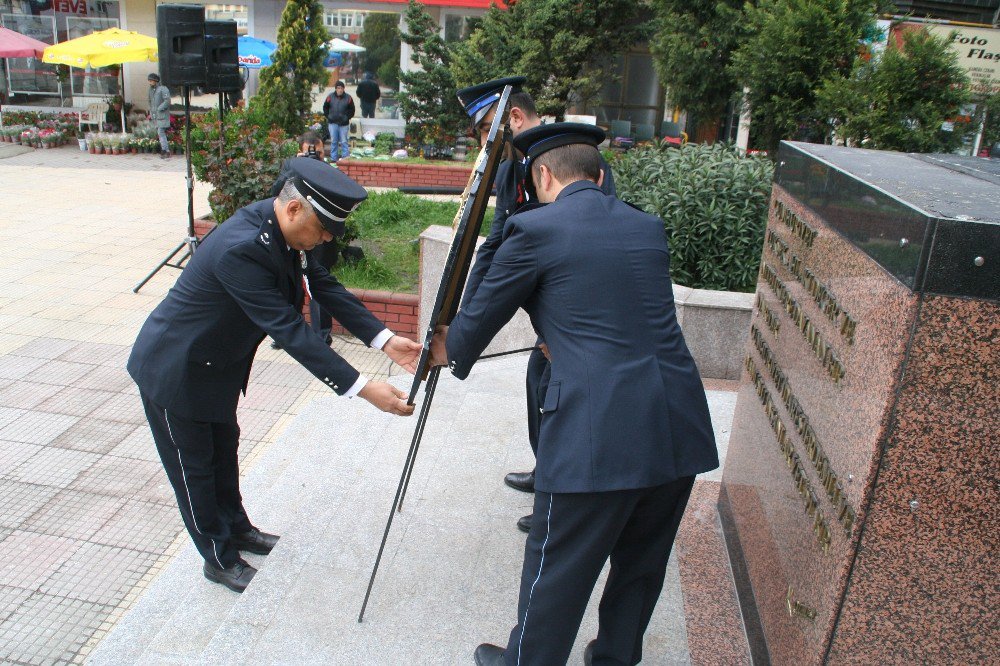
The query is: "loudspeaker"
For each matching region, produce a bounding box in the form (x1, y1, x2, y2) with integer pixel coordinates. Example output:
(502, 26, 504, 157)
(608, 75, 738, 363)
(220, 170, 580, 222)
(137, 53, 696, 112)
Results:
(156, 4, 206, 88)
(204, 20, 241, 93)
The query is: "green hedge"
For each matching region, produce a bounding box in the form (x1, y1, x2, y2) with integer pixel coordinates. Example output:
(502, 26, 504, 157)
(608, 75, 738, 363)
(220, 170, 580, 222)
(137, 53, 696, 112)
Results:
(613, 143, 774, 292)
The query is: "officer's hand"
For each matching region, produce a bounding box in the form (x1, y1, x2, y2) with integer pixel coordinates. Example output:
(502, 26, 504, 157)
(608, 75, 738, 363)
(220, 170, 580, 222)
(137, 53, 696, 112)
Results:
(383, 335, 421, 374)
(429, 326, 449, 367)
(539, 342, 551, 362)
(359, 381, 414, 416)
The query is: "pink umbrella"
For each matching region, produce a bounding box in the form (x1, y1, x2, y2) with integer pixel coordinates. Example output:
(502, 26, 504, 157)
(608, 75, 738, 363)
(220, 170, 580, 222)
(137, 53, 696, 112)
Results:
(0, 26, 48, 58)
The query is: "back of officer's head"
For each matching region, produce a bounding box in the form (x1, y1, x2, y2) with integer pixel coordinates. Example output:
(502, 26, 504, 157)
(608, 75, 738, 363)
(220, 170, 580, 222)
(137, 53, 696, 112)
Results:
(509, 91, 538, 120)
(531, 143, 601, 186)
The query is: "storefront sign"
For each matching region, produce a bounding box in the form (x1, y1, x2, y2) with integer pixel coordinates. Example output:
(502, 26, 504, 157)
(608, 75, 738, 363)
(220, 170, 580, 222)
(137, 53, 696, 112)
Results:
(53, 0, 89, 16)
(927, 24, 1000, 95)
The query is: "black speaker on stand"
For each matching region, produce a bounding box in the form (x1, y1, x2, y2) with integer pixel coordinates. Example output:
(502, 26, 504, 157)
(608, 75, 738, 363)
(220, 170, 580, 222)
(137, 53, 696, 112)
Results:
(134, 4, 208, 293)
(204, 19, 240, 138)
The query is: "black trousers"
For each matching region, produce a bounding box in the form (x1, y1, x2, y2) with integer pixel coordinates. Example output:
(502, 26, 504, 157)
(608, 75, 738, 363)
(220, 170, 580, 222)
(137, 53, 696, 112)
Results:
(360, 101, 376, 118)
(140, 392, 253, 569)
(524, 347, 550, 457)
(503, 476, 695, 666)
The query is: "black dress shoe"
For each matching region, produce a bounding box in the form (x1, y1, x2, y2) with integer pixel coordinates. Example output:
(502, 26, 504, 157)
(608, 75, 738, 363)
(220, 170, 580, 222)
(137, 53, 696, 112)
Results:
(504, 470, 535, 493)
(270, 340, 282, 350)
(584, 639, 596, 665)
(517, 514, 532, 533)
(231, 527, 280, 555)
(203, 558, 256, 593)
(474, 643, 505, 666)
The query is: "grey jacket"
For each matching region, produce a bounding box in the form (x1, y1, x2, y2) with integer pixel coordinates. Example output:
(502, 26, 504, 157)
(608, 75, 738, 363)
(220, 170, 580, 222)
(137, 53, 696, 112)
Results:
(148, 84, 171, 129)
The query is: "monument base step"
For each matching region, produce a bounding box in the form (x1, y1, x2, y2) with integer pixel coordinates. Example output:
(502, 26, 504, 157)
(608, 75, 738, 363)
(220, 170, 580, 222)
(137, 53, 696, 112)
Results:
(88, 357, 750, 665)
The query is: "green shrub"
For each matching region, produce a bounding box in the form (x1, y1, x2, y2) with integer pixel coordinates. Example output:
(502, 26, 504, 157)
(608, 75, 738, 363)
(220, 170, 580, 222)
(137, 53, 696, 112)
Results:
(373, 132, 396, 156)
(614, 143, 774, 292)
(190, 100, 298, 223)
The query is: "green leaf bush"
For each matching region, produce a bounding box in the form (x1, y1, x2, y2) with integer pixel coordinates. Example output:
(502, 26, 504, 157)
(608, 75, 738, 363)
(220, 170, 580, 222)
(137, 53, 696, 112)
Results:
(614, 143, 774, 292)
(190, 101, 298, 224)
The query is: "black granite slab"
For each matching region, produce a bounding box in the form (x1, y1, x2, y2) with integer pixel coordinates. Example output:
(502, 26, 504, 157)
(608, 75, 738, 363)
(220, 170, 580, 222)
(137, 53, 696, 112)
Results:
(775, 142, 998, 301)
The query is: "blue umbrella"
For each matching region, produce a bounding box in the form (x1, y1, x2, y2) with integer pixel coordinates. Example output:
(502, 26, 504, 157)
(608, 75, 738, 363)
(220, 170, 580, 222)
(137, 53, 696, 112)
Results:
(237, 36, 276, 69)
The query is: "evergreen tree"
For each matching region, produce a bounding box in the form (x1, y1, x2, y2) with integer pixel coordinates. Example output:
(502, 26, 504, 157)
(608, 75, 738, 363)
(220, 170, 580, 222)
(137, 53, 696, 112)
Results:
(731, 0, 880, 153)
(648, 0, 749, 127)
(361, 12, 401, 89)
(256, 0, 331, 137)
(450, 0, 649, 118)
(817, 28, 973, 153)
(397, 0, 467, 144)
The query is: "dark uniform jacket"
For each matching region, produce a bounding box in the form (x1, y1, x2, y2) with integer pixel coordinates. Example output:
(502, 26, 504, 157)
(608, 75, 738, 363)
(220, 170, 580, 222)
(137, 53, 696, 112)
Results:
(127, 199, 385, 422)
(462, 155, 615, 304)
(446, 181, 719, 493)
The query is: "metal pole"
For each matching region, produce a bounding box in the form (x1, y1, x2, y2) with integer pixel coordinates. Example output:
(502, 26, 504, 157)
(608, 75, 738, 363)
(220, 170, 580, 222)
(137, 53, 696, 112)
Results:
(358, 367, 441, 623)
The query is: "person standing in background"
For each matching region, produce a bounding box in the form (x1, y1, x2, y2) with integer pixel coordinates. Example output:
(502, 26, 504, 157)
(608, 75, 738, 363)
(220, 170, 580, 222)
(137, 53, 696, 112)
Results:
(147, 73, 171, 159)
(323, 81, 355, 161)
(356, 72, 381, 119)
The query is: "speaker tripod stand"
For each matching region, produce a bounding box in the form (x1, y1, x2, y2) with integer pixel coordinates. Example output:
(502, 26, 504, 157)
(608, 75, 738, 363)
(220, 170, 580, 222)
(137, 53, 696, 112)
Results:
(133, 85, 209, 293)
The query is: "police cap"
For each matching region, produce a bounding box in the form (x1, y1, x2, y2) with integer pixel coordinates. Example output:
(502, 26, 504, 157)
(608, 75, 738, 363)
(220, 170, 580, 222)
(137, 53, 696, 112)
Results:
(456, 76, 526, 125)
(284, 157, 367, 237)
(513, 122, 606, 172)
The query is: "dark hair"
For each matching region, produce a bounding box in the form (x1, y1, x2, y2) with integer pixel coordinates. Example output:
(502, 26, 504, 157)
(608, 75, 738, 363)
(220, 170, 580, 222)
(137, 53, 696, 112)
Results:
(335, 80, 345, 88)
(509, 91, 537, 118)
(147, 73, 160, 82)
(300, 131, 323, 159)
(531, 143, 601, 185)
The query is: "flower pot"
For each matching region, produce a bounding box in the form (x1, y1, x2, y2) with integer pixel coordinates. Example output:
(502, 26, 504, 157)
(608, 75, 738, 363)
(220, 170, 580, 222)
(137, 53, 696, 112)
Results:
(112, 148, 121, 155)
(89, 146, 96, 154)
(78, 138, 87, 151)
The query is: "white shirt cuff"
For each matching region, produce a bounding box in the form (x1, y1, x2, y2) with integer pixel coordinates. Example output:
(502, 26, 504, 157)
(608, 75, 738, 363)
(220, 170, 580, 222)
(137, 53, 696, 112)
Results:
(345, 374, 369, 398)
(370, 328, 394, 350)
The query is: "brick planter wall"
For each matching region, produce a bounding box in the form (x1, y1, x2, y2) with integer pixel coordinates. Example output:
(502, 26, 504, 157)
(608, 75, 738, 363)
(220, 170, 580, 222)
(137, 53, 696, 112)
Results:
(338, 159, 472, 189)
(195, 218, 420, 341)
(326, 289, 419, 341)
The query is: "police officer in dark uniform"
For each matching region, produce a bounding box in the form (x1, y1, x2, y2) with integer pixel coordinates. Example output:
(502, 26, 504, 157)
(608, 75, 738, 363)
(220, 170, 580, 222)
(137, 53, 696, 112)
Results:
(456, 78, 616, 534)
(127, 158, 420, 593)
(429, 124, 718, 666)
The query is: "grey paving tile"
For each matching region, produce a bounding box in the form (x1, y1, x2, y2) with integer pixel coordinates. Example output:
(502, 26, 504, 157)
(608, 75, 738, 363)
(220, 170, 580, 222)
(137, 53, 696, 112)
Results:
(34, 386, 116, 418)
(0, 355, 48, 381)
(0, 480, 60, 530)
(8, 447, 98, 488)
(68, 457, 160, 497)
(29, 359, 98, 387)
(8, 338, 80, 361)
(0, 411, 79, 446)
(133, 472, 178, 507)
(107, 426, 159, 462)
(0, 585, 32, 623)
(22, 489, 126, 541)
(41, 543, 158, 606)
(0, 531, 80, 589)
(87, 393, 146, 425)
(50, 418, 135, 455)
(0, 408, 27, 431)
(72, 365, 135, 394)
(237, 384, 300, 413)
(92, 500, 182, 553)
(0, 381, 64, 410)
(57, 342, 129, 368)
(0, 592, 109, 665)
(0, 440, 43, 477)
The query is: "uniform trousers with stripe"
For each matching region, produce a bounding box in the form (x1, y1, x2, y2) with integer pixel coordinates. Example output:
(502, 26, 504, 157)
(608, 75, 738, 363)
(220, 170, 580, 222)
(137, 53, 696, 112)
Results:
(504, 475, 695, 666)
(140, 392, 253, 569)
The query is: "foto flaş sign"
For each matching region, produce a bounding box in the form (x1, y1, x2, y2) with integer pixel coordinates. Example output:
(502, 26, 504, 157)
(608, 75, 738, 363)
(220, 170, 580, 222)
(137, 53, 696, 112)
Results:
(927, 24, 1000, 95)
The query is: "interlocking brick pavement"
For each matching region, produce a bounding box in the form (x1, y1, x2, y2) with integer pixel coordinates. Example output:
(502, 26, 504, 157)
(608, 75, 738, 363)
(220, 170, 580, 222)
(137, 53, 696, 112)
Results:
(0, 145, 395, 664)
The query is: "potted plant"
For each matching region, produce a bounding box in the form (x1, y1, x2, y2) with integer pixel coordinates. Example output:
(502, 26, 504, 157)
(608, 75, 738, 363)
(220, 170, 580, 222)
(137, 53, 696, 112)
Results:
(86, 132, 96, 153)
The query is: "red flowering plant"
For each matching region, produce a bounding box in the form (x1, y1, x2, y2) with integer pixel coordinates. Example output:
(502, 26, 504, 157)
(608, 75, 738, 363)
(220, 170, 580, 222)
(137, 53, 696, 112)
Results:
(189, 100, 298, 223)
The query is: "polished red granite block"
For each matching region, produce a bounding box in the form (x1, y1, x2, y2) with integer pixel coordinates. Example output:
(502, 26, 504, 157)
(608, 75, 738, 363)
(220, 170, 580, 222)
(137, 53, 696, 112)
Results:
(677, 481, 751, 665)
(826, 296, 1000, 663)
(722, 184, 918, 663)
(722, 143, 999, 664)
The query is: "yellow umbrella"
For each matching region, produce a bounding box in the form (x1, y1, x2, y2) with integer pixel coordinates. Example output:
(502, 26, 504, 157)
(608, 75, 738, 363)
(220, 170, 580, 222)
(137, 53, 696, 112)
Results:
(42, 27, 157, 68)
(42, 28, 158, 134)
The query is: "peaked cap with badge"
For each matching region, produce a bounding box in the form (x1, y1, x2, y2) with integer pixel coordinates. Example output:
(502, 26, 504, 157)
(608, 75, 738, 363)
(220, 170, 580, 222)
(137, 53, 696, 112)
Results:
(281, 157, 367, 237)
(456, 75, 526, 124)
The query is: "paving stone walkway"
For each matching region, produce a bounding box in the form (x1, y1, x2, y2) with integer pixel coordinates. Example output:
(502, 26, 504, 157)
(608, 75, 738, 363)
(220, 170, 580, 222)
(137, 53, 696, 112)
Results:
(0, 146, 390, 665)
